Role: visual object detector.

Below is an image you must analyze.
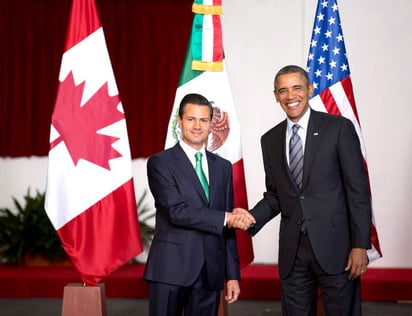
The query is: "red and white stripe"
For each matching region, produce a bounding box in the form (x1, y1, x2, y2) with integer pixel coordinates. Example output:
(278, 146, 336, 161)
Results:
(310, 77, 383, 262)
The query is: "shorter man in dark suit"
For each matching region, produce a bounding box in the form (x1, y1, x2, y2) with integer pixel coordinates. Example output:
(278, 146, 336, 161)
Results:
(144, 93, 255, 316)
(235, 65, 371, 315)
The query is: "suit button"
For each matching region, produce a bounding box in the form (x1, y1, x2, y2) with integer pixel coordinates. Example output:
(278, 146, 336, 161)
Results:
(300, 196, 304, 200)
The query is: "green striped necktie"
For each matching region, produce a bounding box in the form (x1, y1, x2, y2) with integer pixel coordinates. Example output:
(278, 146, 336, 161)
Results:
(195, 152, 209, 201)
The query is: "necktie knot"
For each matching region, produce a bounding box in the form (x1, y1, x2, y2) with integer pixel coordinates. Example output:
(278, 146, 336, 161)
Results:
(292, 124, 300, 137)
(195, 151, 202, 162)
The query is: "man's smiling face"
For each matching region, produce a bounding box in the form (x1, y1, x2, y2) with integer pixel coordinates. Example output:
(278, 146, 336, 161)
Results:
(274, 72, 313, 122)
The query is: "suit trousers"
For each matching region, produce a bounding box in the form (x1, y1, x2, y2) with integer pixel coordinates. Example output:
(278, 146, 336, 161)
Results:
(148, 265, 221, 316)
(281, 233, 361, 316)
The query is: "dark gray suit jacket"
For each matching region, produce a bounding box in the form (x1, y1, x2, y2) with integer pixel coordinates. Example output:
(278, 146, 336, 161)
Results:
(144, 143, 240, 290)
(249, 109, 371, 278)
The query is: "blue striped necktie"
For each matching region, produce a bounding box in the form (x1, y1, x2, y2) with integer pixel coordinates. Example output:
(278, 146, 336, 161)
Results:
(289, 124, 303, 189)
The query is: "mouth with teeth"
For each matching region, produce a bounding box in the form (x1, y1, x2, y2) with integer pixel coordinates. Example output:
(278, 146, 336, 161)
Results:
(287, 101, 300, 108)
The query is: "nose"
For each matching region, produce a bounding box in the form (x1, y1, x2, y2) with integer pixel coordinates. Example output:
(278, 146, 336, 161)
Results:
(285, 89, 294, 99)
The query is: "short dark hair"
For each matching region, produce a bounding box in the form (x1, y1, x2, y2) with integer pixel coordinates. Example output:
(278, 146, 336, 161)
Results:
(274, 65, 310, 91)
(178, 93, 213, 120)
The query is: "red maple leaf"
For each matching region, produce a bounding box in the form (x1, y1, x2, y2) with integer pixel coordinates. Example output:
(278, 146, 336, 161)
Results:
(51, 71, 124, 170)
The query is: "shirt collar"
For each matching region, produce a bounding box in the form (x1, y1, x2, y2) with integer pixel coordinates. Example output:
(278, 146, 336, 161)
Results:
(179, 140, 206, 160)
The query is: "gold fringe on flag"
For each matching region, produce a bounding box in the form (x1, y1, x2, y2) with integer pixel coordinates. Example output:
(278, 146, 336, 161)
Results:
(192, 3, 222, 15)
(192, 60, 223, 71)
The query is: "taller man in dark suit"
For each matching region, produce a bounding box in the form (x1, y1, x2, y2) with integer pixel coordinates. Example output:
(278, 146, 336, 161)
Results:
(144, 93, 255, 316)
(235, 65, 372, 315)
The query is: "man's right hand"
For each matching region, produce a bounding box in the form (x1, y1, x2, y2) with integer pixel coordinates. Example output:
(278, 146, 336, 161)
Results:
(226, 208, 256, 230)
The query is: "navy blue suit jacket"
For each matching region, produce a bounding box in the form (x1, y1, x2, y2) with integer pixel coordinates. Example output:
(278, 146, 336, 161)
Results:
(249, 110, 372, 278)
(144, 143, 240, 290)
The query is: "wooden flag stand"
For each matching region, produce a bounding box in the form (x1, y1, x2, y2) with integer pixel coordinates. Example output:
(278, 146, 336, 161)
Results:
(218, 290, 228, 316)
(61, 283, 107, 316)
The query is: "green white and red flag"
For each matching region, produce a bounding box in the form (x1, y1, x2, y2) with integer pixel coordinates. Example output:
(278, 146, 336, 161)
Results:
(165, 0, 254, 268)
(45, 0, 143, 285)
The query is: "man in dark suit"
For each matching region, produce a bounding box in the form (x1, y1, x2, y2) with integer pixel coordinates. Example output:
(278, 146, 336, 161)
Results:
(235, 65, 371, 315)
(144, 93, 255, 316)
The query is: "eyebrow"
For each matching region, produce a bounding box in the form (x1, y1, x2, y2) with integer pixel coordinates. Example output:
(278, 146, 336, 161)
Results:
(277, 84, 304, 91)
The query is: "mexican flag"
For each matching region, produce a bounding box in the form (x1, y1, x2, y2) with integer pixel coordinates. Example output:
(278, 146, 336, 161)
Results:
(165, 0, 254, 268)
(45, 0, 143, 285)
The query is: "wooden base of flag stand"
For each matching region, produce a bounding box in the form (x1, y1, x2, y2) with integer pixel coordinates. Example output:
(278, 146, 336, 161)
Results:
(317, 295, 325, 316)
(61, 283, 107, 316)
(218, 290, 228, 316)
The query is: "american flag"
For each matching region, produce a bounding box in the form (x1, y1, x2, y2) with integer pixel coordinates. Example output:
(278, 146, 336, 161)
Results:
(306, 0, 382, 262)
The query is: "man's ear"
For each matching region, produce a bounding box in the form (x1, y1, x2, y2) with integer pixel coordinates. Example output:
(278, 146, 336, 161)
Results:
(308, 84, 314, 97)
(273, 89, 279, 103)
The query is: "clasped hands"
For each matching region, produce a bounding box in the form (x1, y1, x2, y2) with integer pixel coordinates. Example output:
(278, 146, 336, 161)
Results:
(226, 208, 256, 230)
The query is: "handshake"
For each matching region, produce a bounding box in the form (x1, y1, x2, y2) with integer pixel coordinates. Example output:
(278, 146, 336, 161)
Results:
(226, 208, 256, 231)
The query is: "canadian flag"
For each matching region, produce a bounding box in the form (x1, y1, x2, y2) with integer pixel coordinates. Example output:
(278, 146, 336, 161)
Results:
(45, 0, 142, 285)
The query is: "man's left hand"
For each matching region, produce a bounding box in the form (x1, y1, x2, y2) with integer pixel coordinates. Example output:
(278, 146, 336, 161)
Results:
(345, 248, 368, 280)
(225, 280, 240, 304)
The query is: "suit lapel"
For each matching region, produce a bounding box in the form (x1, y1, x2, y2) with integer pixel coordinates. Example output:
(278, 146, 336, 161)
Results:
(275, 120, 299, 191)
(302, 111, 324, 188)
(278, 121, 289, 173)
(205, 151, 217, 206)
